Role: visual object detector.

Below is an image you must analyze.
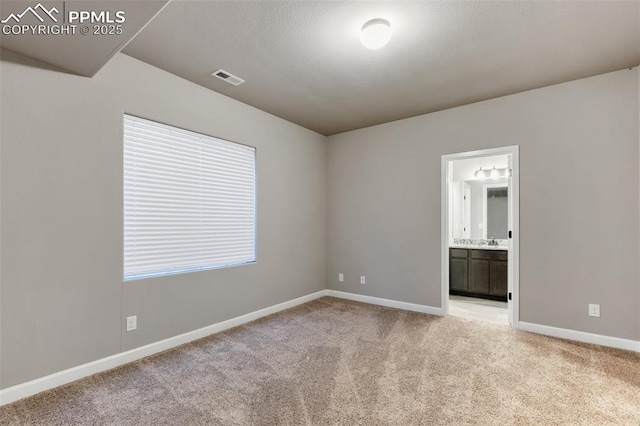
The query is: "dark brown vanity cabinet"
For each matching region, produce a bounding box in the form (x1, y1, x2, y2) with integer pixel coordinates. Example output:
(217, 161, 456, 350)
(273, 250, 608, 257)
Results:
(490, 258, 508, 297)
(449, 249, 469, 292)
(449, 248, 507, 301)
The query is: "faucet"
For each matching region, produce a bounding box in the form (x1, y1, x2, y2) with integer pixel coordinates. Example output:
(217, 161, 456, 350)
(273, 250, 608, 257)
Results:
(488, 237, 498, 246)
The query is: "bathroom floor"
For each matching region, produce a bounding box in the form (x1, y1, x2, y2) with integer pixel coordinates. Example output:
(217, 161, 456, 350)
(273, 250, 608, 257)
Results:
(449, 295, 508, 324)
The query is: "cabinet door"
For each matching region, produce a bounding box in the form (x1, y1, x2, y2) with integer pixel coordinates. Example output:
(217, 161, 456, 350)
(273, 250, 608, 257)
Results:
(450, 258, 468, 292)
(469, 259, 490, 294)
(490, 260, 508, 297)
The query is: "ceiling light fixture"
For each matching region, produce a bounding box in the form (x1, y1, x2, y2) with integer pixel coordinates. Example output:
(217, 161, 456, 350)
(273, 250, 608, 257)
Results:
(360, 18, 392, 49)
(475, 166, 512, 180)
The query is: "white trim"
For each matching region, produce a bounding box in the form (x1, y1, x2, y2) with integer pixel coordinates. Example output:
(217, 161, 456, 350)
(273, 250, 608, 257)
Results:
(519, 322, 640, 353)
(508, 147, 520, 328)
(3, 288, 636, 407)
(326, 290, 443, 316)
(0, 290, 328, 406)
(440, 157, 452, 315)
(441, 146, 520, 328)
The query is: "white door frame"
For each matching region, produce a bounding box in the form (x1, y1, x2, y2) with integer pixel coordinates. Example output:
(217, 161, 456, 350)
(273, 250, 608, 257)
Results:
(440, 146, 520, 329)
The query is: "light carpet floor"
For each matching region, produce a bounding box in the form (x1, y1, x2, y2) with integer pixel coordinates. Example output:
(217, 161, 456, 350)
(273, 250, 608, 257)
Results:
(1, 296, 639, 425)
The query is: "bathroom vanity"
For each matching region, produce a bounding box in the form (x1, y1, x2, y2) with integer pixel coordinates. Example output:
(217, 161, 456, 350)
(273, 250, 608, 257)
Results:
(449, 247, 508, 301)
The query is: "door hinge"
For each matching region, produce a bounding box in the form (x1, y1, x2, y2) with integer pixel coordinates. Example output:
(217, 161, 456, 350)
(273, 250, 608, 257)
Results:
(508, 230, 512, 239)
(508, 292, 512, 301)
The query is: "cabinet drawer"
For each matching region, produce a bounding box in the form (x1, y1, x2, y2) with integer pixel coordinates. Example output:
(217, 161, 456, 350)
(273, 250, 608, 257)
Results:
(471, 249, 507, 261)
(450, 248, 468, 258)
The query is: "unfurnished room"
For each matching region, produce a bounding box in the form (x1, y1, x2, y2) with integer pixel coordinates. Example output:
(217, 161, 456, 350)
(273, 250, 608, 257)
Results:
(0, 0, 639, 424)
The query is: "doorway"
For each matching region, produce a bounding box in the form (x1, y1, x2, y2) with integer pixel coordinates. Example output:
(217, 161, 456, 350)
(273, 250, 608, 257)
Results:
(440, 146, 519, 328)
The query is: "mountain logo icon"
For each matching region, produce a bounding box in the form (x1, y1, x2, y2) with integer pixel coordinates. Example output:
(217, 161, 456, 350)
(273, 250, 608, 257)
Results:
(1, 3, 59, 24)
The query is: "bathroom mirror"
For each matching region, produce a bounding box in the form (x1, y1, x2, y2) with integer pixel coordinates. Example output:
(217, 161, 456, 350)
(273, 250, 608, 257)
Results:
(483, 183, 508, 239)
(451, 178, 508, 240)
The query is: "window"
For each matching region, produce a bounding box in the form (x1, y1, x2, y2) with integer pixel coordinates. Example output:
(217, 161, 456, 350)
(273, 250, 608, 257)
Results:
(124, 115, 256, 280)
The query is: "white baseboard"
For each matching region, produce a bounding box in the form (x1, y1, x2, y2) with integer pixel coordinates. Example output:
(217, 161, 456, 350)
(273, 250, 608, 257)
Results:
(325, 291, 638, 353)
(326, 290, 443, 316)
(518, 322, 640, 353)
(0, 290, 328, 407)
(6, 290, 634, 407)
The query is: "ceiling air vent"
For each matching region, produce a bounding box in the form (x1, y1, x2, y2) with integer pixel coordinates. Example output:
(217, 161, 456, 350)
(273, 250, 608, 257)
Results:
(212, 69, 245, 86)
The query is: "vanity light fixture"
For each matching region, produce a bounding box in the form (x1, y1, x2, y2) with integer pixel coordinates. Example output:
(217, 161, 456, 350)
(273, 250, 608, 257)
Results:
(475, 166, 512, 180)
(360, 18, 392, 49)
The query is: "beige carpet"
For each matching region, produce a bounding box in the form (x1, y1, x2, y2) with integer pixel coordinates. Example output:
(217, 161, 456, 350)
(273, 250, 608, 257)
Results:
(1, 296, 639, 425)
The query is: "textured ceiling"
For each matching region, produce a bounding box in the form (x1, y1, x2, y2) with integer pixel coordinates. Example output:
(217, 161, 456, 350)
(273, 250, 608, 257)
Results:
(0, 0, 169, 76)
(123, 1, 640, 135)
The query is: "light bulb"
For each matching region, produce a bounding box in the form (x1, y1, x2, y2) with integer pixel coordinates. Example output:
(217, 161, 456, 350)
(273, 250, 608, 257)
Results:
(360, 19, 392, 49)
(475, 167, 484, 180)
(491, 166, 498, 179)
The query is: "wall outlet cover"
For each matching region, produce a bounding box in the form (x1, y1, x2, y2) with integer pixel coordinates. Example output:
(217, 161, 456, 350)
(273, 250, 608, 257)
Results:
(126, 315, 137, 331)
(338, 273, 344, 282)
(360, 276, 366, 285)
(588, 304, 600, 318)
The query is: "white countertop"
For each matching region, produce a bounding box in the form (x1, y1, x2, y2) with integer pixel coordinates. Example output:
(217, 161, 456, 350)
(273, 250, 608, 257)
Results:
(449, 244, 508, 251)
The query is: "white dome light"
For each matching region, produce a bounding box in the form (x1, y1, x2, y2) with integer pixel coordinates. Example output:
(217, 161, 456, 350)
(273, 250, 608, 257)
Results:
(360, 19, 392, 49)
(474, 166, 512, 180)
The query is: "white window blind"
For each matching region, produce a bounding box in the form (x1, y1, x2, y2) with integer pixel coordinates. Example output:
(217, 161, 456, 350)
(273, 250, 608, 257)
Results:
(124, 115, 256, 280)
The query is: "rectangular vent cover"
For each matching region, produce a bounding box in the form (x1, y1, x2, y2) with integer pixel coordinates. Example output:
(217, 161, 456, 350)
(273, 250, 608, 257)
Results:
(212, 69, 245, 86)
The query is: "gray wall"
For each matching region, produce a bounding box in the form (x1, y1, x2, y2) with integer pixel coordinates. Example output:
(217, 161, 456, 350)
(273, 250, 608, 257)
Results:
(327, 68, 639, 341)
(1, 49, 638, 390)
(0, 50, 327, 388)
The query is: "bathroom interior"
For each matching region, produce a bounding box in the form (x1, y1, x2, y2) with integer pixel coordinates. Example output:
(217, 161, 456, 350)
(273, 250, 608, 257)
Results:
(448, 154, 511, 324)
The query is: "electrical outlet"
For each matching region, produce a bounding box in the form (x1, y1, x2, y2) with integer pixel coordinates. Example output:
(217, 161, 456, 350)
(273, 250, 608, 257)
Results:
(360, 276, 366, 285)
(126, 315, 137, 331)
(338, 273, 344, 282)
(588, 304, 600, 318)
